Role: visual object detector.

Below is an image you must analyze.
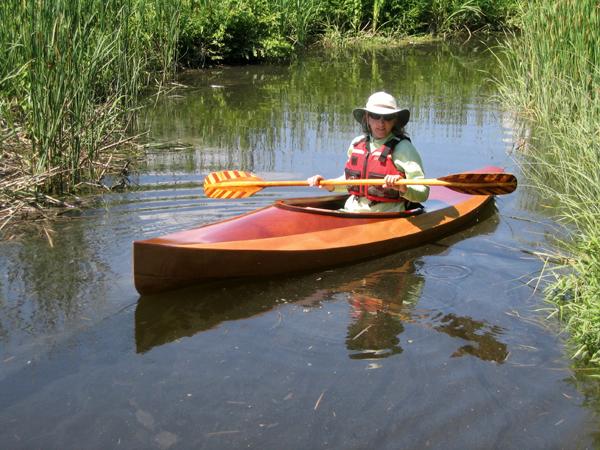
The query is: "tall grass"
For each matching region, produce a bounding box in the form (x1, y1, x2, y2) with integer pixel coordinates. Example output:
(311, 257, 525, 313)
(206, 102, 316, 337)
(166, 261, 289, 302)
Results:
(497, 0, 600, 365)
(371, 0, 384, 31)
(0, 0, 180, 196)
(430, 0, 484, 36)
(178, 0, 323, 68)
(273, 0, 323, 46)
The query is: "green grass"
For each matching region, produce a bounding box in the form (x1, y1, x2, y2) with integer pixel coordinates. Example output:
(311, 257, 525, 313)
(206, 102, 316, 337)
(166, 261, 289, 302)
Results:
(177, 0, 521, 67)
(496, 0, 600, 366)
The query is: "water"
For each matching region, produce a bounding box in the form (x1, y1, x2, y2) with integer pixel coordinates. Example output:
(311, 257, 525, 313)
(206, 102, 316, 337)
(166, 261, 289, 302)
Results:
(1, 42, 599, 449)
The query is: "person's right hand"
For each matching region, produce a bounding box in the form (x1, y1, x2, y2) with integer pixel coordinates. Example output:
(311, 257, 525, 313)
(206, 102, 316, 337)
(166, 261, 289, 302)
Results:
(307, 175, 334, 191)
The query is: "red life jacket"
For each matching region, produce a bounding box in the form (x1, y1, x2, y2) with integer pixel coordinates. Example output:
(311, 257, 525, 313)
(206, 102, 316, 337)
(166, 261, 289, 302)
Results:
(344, 135, 408, 203)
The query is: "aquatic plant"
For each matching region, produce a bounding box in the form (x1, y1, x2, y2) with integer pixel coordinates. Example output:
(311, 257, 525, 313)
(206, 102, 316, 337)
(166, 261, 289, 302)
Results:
(0, 0, 180, 201)
(496, 0, 600, 365)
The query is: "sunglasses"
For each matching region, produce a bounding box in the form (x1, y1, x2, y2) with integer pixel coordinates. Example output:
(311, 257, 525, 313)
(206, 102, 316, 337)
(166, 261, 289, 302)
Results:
(368, 112, 396, 121)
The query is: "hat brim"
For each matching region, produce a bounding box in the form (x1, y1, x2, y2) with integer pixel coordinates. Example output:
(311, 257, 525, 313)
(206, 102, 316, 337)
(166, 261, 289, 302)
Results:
(353, 107, 410, 127)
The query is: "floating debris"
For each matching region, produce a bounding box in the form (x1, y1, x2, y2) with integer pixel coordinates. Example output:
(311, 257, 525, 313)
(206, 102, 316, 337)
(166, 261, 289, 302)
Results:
(314, 390, 326, 411)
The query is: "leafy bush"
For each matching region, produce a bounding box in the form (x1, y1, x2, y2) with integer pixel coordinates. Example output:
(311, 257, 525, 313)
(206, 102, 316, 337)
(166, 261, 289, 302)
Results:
(178, 0, 294, 67)
(178, 0, 521, 67)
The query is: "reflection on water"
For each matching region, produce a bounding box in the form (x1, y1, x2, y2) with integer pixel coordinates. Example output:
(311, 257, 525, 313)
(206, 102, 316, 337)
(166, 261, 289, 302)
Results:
(0, 220, 115, 348)
(343, 264, 508, 362)
(136, 43, 512, 178)
(431, 313, 507, 362)
(344, 264, 415, 360)
(135, 256, 508, 364)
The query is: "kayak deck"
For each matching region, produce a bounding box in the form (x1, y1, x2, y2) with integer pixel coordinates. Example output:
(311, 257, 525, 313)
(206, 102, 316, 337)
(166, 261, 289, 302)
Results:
(145, 196, 424, 247)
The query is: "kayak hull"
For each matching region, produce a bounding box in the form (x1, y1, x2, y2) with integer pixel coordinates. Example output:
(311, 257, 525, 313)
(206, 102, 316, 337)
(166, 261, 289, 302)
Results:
(133, 167, 503, 295)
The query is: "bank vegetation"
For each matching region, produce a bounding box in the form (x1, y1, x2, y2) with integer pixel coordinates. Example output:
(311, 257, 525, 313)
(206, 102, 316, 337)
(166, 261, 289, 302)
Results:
(0, 0, 179, 228)
(496, 0, 600, 367)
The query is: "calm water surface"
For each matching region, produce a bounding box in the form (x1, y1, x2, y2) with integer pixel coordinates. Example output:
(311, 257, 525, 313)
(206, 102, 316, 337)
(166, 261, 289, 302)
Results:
(1, 43, 599, 449)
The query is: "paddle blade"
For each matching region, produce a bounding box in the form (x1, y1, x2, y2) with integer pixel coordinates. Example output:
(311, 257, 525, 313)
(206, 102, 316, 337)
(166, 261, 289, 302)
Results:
(438, 172, 517, 195)
(204, 170, 264, 199)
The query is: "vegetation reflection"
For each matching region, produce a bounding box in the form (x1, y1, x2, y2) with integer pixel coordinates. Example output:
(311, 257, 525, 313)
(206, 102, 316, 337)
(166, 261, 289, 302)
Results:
(138, 43, 502, 174)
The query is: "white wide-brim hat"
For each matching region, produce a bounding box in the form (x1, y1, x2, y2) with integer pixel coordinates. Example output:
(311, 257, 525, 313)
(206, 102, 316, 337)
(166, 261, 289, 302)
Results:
(352, 91, 410, 126)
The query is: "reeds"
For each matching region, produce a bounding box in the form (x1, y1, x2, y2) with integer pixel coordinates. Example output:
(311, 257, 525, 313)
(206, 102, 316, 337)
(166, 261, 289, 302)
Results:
(0, 0, 180, 200)
(497, 0, 600, 365)
(272, 0, 323, 47)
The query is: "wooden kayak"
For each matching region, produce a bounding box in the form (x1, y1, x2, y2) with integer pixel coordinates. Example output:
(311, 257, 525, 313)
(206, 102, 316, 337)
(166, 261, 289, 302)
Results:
(133, 166, 504, 295)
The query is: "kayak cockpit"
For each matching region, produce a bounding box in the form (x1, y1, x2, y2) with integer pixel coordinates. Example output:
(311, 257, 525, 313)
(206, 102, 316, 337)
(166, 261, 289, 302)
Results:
(275, 194, 425, 218)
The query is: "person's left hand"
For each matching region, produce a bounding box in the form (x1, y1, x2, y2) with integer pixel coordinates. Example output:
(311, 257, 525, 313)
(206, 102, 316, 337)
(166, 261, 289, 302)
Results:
(383, 174, 407, 194)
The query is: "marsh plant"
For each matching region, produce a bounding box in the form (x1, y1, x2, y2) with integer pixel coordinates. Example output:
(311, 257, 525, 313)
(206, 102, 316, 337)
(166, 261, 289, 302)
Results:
(178, 0, 519, 65)
(497, 0, 600, 365)
(0, 0, 180, 202)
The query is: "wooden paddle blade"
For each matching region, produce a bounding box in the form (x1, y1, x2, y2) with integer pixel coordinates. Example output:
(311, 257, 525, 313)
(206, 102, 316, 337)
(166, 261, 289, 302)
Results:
(204, 170, 264, 199)
(437, 172, 517, 195)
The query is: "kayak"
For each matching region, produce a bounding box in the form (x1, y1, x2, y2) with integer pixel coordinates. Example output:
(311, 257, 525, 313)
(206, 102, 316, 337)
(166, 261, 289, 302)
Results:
(133, 166, 504, 295)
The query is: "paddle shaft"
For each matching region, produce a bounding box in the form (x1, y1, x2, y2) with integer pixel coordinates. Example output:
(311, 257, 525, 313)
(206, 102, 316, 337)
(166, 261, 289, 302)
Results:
(210, 178, 515, 189)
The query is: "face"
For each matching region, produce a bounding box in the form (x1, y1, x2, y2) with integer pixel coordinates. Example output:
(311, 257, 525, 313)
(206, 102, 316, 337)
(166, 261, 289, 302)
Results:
(367, 112, 397, 139)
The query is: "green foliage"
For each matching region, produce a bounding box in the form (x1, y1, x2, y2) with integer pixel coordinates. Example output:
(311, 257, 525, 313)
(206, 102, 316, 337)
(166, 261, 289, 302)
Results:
(178, 0, 297, 67)
(177, 0, 521, 67)
(497, 0, 600, 366)
(547, 236, 600, 365)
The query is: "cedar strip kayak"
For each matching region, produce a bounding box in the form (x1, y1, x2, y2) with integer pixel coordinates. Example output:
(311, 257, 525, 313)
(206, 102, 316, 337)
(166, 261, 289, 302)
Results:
(133, 166, 504, 295)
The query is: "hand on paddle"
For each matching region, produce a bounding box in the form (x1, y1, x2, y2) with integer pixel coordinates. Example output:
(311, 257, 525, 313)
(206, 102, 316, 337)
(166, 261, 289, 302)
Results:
(308, 174, 408, 194)
(307, 175, 334, 192)
(383, 174, 408, 194)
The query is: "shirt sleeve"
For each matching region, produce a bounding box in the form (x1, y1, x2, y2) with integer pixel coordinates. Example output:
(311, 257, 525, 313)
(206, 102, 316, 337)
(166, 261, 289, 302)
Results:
(393, 140, 430, 203)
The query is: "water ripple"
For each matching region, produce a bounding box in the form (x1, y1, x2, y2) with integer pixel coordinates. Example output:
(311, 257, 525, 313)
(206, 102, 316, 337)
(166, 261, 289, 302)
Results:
(422, 264, 472, 280)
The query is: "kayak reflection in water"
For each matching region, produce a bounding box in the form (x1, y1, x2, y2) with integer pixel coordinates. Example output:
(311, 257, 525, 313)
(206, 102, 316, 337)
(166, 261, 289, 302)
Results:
(134, 258, 508, 362)
(343, 261, 421, 359)
(321, 261, 508, 363)
(307, 91, 429, 213)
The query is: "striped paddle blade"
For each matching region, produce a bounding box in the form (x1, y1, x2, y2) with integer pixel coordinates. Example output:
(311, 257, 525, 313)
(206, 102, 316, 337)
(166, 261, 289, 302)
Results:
(438, 172, 517, 195)
(203, 170, 264, 199)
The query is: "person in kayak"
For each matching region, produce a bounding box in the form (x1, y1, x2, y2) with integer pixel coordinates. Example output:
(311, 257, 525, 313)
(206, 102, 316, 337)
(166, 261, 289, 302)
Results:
(307, 91, 429, 212)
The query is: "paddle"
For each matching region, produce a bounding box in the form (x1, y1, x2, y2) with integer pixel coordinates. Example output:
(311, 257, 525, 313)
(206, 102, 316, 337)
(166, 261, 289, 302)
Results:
(204, 170, 517, 199)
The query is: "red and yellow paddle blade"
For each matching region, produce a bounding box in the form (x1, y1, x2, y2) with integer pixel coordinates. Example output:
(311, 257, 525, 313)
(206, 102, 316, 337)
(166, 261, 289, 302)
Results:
(203, 170, 265, 199)
(438, 172, 517, 195)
